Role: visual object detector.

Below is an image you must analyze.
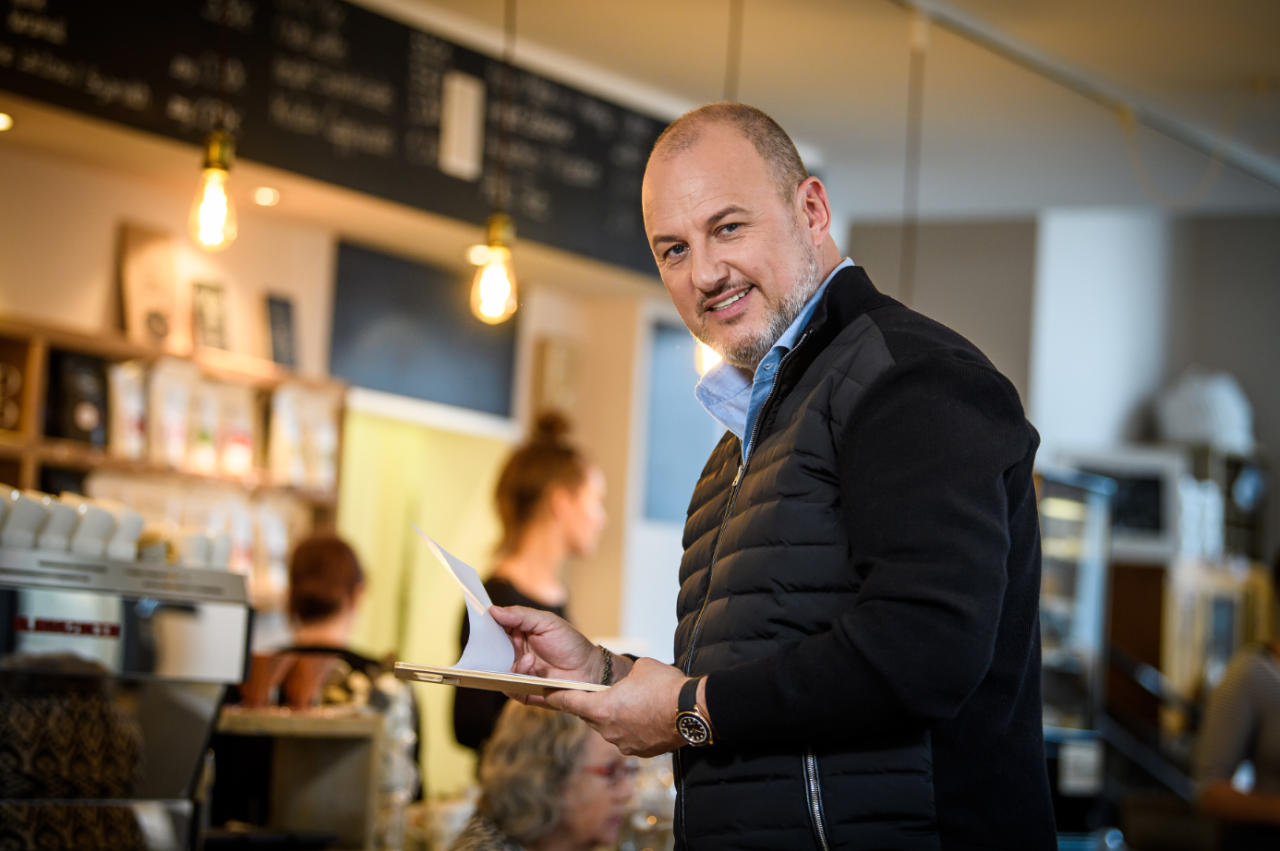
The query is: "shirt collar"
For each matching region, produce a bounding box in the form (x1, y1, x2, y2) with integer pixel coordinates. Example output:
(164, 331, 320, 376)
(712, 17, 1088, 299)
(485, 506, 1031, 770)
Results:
(772, 257, 852, 355)
(694, 258, 853, 439)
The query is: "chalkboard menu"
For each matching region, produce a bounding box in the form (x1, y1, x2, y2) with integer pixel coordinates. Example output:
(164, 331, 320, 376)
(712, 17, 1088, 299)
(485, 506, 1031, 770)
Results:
(0, 0, 665, 275)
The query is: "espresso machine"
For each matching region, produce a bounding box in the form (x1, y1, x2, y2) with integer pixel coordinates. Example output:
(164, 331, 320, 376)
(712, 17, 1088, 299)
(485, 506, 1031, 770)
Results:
(0, 489, 251, 851)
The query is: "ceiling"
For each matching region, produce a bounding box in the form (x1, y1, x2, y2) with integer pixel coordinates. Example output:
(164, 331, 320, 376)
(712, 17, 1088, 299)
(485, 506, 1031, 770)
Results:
(377, 0, 1280, 220)
(2, 0, 1274, 287)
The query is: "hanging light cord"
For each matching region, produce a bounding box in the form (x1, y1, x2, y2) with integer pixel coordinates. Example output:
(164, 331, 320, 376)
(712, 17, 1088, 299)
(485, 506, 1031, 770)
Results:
(494, 0, 517, 215)
(723, 0, 744, 102)
(898, 12, 928, 308)
(215, 1, 230, 135)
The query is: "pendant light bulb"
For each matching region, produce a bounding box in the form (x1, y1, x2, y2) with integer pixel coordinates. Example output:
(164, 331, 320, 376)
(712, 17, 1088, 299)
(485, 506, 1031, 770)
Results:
(470, 212, 518, 324)
(190, 131, 238, 252)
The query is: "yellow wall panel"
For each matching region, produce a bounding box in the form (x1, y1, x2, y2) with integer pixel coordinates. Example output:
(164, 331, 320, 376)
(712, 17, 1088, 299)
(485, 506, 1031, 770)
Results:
(337, 408, 511, 796)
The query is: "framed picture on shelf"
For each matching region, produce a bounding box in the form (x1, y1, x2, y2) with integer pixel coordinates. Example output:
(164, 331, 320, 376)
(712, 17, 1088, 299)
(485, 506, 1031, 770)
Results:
(265, 294, 297, 368)
(119, 223, 185, 351)
(193, 281, 228, 349)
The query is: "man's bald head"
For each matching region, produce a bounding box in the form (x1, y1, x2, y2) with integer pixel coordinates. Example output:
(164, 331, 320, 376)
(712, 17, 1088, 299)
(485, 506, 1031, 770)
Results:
(649, 102, 809, 205)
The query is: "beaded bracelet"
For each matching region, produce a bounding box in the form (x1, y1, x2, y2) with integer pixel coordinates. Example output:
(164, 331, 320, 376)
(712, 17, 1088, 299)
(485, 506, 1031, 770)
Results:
(599, 645, 612, 686)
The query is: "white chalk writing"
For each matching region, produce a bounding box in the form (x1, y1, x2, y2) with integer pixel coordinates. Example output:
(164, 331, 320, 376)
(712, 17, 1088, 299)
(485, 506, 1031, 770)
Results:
(272, 54, 394, 114)
(7, 8, 66, 45)
(274, 15, 347, 63)
(269, 91, 394, 158)
(16, 47, 79, 86)
(169, 53, 247, 93)
(325, 109, 395, 157)
(200, 0, 255, 32)
(269, 90, 323, 134)
(85, 67, 150, 110)
(489, 101, 574, 146)
(167, 94, 242, 133)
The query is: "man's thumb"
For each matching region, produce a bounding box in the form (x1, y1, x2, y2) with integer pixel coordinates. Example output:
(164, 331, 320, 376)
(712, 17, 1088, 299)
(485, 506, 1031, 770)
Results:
(544, 687, 589, 717)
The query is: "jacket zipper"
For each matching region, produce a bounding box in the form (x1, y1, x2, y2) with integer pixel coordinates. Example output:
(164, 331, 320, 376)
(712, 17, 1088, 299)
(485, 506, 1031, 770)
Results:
(676, 331, 813, 848)
(680, 461, 742, 674)
(680, 329, 811, 676)
(804, 748, 831, 851)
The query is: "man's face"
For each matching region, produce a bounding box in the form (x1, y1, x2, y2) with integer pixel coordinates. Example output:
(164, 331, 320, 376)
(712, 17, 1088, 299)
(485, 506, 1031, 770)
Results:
(643, 124, 819, 369)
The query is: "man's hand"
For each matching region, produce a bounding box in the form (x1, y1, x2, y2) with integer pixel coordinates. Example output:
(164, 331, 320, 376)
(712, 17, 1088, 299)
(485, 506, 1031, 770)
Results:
(490, 605, 695, 755)
(490, 605, 603, 685)
(544, 658, 688, 757)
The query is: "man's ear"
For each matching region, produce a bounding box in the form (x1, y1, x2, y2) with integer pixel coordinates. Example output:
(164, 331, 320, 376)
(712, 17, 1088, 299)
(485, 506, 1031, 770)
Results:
(796, 176, 832, 248)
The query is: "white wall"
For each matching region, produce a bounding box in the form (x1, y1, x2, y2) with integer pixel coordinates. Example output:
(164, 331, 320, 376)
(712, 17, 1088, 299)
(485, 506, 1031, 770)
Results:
(0, 145, 336, 376)
(1028, 209, 1179, 463)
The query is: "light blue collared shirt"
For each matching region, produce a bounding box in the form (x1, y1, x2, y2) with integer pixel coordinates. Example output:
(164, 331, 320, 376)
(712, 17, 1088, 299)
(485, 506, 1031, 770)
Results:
(695, 258, 854, 462)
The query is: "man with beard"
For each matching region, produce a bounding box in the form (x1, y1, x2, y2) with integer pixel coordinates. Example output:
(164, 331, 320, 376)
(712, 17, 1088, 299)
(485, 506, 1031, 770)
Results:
(491, 103, 1056, 851)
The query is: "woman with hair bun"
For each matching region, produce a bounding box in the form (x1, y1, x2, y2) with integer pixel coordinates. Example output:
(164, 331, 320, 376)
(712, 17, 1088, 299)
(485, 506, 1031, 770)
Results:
(453, 411, 608, 753)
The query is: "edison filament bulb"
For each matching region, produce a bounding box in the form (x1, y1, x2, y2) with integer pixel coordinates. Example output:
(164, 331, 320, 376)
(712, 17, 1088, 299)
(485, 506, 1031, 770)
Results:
(469, 212, 518, 324)
(189, 131, 238, 252)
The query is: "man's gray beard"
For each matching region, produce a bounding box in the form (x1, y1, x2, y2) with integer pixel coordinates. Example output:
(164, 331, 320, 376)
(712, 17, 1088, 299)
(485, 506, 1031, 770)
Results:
(703, 246, 822, 370)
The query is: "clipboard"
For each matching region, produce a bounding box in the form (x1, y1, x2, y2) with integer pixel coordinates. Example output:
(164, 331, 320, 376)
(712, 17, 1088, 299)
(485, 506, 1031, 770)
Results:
(394, 662, 608, 696)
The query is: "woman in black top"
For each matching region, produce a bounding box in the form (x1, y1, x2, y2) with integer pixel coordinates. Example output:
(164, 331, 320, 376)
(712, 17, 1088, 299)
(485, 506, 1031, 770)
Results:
(453, 412, 607, 752)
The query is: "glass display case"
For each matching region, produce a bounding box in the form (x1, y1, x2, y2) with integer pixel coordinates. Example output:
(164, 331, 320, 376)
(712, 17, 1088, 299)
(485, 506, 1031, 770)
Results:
(1038, 469, 1116, 733)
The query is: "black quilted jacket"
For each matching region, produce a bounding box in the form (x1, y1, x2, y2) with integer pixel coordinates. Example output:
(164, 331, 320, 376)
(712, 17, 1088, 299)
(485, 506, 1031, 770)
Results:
(673, 265, 1056, 851)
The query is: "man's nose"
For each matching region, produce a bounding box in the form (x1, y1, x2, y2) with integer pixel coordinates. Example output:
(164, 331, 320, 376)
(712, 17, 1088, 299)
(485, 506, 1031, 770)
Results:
(690, 246, 728, 293)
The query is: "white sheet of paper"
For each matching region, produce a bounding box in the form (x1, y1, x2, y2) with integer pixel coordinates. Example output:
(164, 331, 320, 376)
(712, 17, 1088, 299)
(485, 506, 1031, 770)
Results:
(411, 523, 515, 673)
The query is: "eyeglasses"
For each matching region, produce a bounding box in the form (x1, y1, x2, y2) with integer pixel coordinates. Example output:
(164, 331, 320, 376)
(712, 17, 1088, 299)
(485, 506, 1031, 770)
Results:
(581, 761, 641, 787)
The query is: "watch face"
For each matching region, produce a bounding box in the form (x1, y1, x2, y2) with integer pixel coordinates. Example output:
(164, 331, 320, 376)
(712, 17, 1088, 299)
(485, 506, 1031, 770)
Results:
(678, 712, 711, 746)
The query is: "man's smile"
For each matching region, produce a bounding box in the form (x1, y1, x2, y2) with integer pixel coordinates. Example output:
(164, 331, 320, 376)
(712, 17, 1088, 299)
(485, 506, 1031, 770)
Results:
(702, 285, 754, 318)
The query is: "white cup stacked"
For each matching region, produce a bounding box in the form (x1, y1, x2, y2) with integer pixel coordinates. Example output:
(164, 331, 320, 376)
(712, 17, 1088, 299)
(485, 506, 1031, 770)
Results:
(94, 498, 146, 561)
(29, 491, 80, 551)
(60, 493, 117, 558)
(1, 488, 49, 548)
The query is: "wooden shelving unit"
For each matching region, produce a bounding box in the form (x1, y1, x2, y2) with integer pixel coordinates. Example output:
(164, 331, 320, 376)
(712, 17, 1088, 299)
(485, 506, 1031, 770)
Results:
(0, 315, 345, 524)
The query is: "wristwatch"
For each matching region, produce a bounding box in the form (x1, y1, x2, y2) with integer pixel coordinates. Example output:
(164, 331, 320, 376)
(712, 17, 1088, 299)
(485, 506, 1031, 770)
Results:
(676, 677, 714, 747)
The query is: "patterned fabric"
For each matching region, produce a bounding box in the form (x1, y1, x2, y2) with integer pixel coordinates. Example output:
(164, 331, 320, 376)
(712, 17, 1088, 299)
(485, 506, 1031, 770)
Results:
(0, 803, 146, 851)
(0, 659, 147, 850)
(0, 691, 143, 799)
(446, 813, 525, 851)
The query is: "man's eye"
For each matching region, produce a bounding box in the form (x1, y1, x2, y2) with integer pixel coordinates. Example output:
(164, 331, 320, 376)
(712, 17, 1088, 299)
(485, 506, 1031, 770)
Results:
(667, 245, 687, 259)
(720, 223, 740, 235)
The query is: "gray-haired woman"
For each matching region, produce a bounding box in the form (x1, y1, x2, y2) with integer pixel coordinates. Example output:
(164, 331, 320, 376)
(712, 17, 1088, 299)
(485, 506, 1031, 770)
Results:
(449, 701, 636, 851)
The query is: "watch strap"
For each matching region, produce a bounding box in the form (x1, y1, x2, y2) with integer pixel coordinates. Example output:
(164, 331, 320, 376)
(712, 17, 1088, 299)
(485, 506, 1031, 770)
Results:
(679, 677, 700, 714)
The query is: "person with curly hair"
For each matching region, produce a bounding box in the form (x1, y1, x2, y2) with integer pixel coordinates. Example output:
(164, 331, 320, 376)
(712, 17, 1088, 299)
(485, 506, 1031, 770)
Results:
(449, 701, 635, 851)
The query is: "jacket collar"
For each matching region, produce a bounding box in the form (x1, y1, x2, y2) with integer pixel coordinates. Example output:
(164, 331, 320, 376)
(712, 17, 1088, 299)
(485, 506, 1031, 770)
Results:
(802, 264, 895, 356)
(752, 265, 895, 441)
